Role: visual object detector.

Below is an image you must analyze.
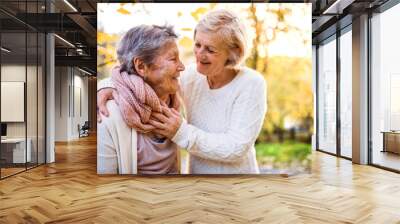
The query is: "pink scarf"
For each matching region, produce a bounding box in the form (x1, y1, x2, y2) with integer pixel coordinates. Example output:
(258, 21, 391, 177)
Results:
(111, 66, 180, 133)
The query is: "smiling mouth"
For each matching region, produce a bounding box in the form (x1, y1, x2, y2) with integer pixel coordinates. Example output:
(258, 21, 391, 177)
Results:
(199, 61, 211, 65)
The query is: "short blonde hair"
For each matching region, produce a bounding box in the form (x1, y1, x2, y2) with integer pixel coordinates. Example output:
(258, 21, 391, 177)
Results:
(195, 9, 248, 69)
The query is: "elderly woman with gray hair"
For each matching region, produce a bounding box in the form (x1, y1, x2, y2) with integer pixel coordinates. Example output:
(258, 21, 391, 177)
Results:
(98, 9, 267, 174)
(97, 24, 185, 174)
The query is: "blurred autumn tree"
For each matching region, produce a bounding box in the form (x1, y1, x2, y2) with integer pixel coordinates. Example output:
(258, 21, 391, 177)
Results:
(97, 3, 143, 80)
(97, 31, 118, 80)
(245, 3, 312, 142)
(264, 57, 313, 141)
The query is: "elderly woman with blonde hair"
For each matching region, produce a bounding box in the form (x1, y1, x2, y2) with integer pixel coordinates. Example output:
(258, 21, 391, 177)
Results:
(98, 9, 267, 174)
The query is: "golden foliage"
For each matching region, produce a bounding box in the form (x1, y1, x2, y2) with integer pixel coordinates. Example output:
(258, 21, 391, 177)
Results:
(179, 36, 193, 50)
(181, 27, 193, 32)
(117, 5, 131, 15)
(190, 7, 207, 21)
(262, 56, 313, 133)
(244, 4, 312, 134)
(97, 31, 119, 80)
(97, 31, 119, 43)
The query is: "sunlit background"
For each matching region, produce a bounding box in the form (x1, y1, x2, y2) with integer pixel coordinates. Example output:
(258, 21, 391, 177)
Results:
(98, 3, 312, 173)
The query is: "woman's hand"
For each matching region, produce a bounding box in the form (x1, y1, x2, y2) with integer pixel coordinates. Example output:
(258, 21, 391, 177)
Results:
(149, 107, 182, 139)
(97, 88, 114, 123)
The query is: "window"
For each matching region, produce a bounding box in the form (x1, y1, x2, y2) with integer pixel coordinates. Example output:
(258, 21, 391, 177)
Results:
(0, 1, 46, 179)
(339, 28, 352, 158)
(317, 36, 337, 154)
(371, 3, 400, 171)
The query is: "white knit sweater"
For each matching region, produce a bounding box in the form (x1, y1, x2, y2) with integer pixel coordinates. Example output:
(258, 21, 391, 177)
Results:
(98, 64, 267, 174)
(173, 64, 267, 174)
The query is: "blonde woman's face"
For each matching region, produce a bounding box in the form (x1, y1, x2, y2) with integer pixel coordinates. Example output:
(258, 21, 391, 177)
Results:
(145, 42, 185, 97)
(194, 31, 229, 76)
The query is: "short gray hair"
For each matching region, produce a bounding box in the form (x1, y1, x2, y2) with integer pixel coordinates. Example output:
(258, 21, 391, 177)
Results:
(117, 24, 178, 74)
(195, 9, 248, 69)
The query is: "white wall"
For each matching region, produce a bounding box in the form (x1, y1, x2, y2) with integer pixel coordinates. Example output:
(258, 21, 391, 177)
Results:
(1, 65, 26, 141)
(72, 72, 89, 138)
(55, 67, 69, 141)
(54, 67, 89, 141)
(1, 65, 36, 138)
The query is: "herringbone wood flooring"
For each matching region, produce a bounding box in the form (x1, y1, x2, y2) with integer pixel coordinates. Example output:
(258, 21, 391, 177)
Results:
(1, 135, 400, 223)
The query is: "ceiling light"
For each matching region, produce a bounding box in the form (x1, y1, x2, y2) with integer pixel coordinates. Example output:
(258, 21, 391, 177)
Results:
(1, 47, 11, 53)
(323, 0, 355, 15)
(78, 67, 92, 76)
(54, 34, 75, 48)
(63, 0, 78, 12)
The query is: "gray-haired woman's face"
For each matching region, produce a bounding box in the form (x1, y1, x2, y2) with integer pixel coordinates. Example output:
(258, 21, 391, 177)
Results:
(145, 41, 185, 97)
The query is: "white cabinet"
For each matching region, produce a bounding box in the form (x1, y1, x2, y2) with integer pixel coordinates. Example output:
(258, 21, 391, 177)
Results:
(1, 138, 32, 163)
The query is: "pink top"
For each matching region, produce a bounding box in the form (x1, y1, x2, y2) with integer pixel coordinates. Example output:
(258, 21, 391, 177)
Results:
(137, 133, 178, 174)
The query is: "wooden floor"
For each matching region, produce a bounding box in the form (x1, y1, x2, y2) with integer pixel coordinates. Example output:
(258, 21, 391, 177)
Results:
(1, 135, 400, 223)
(1, 167, 26, 178)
